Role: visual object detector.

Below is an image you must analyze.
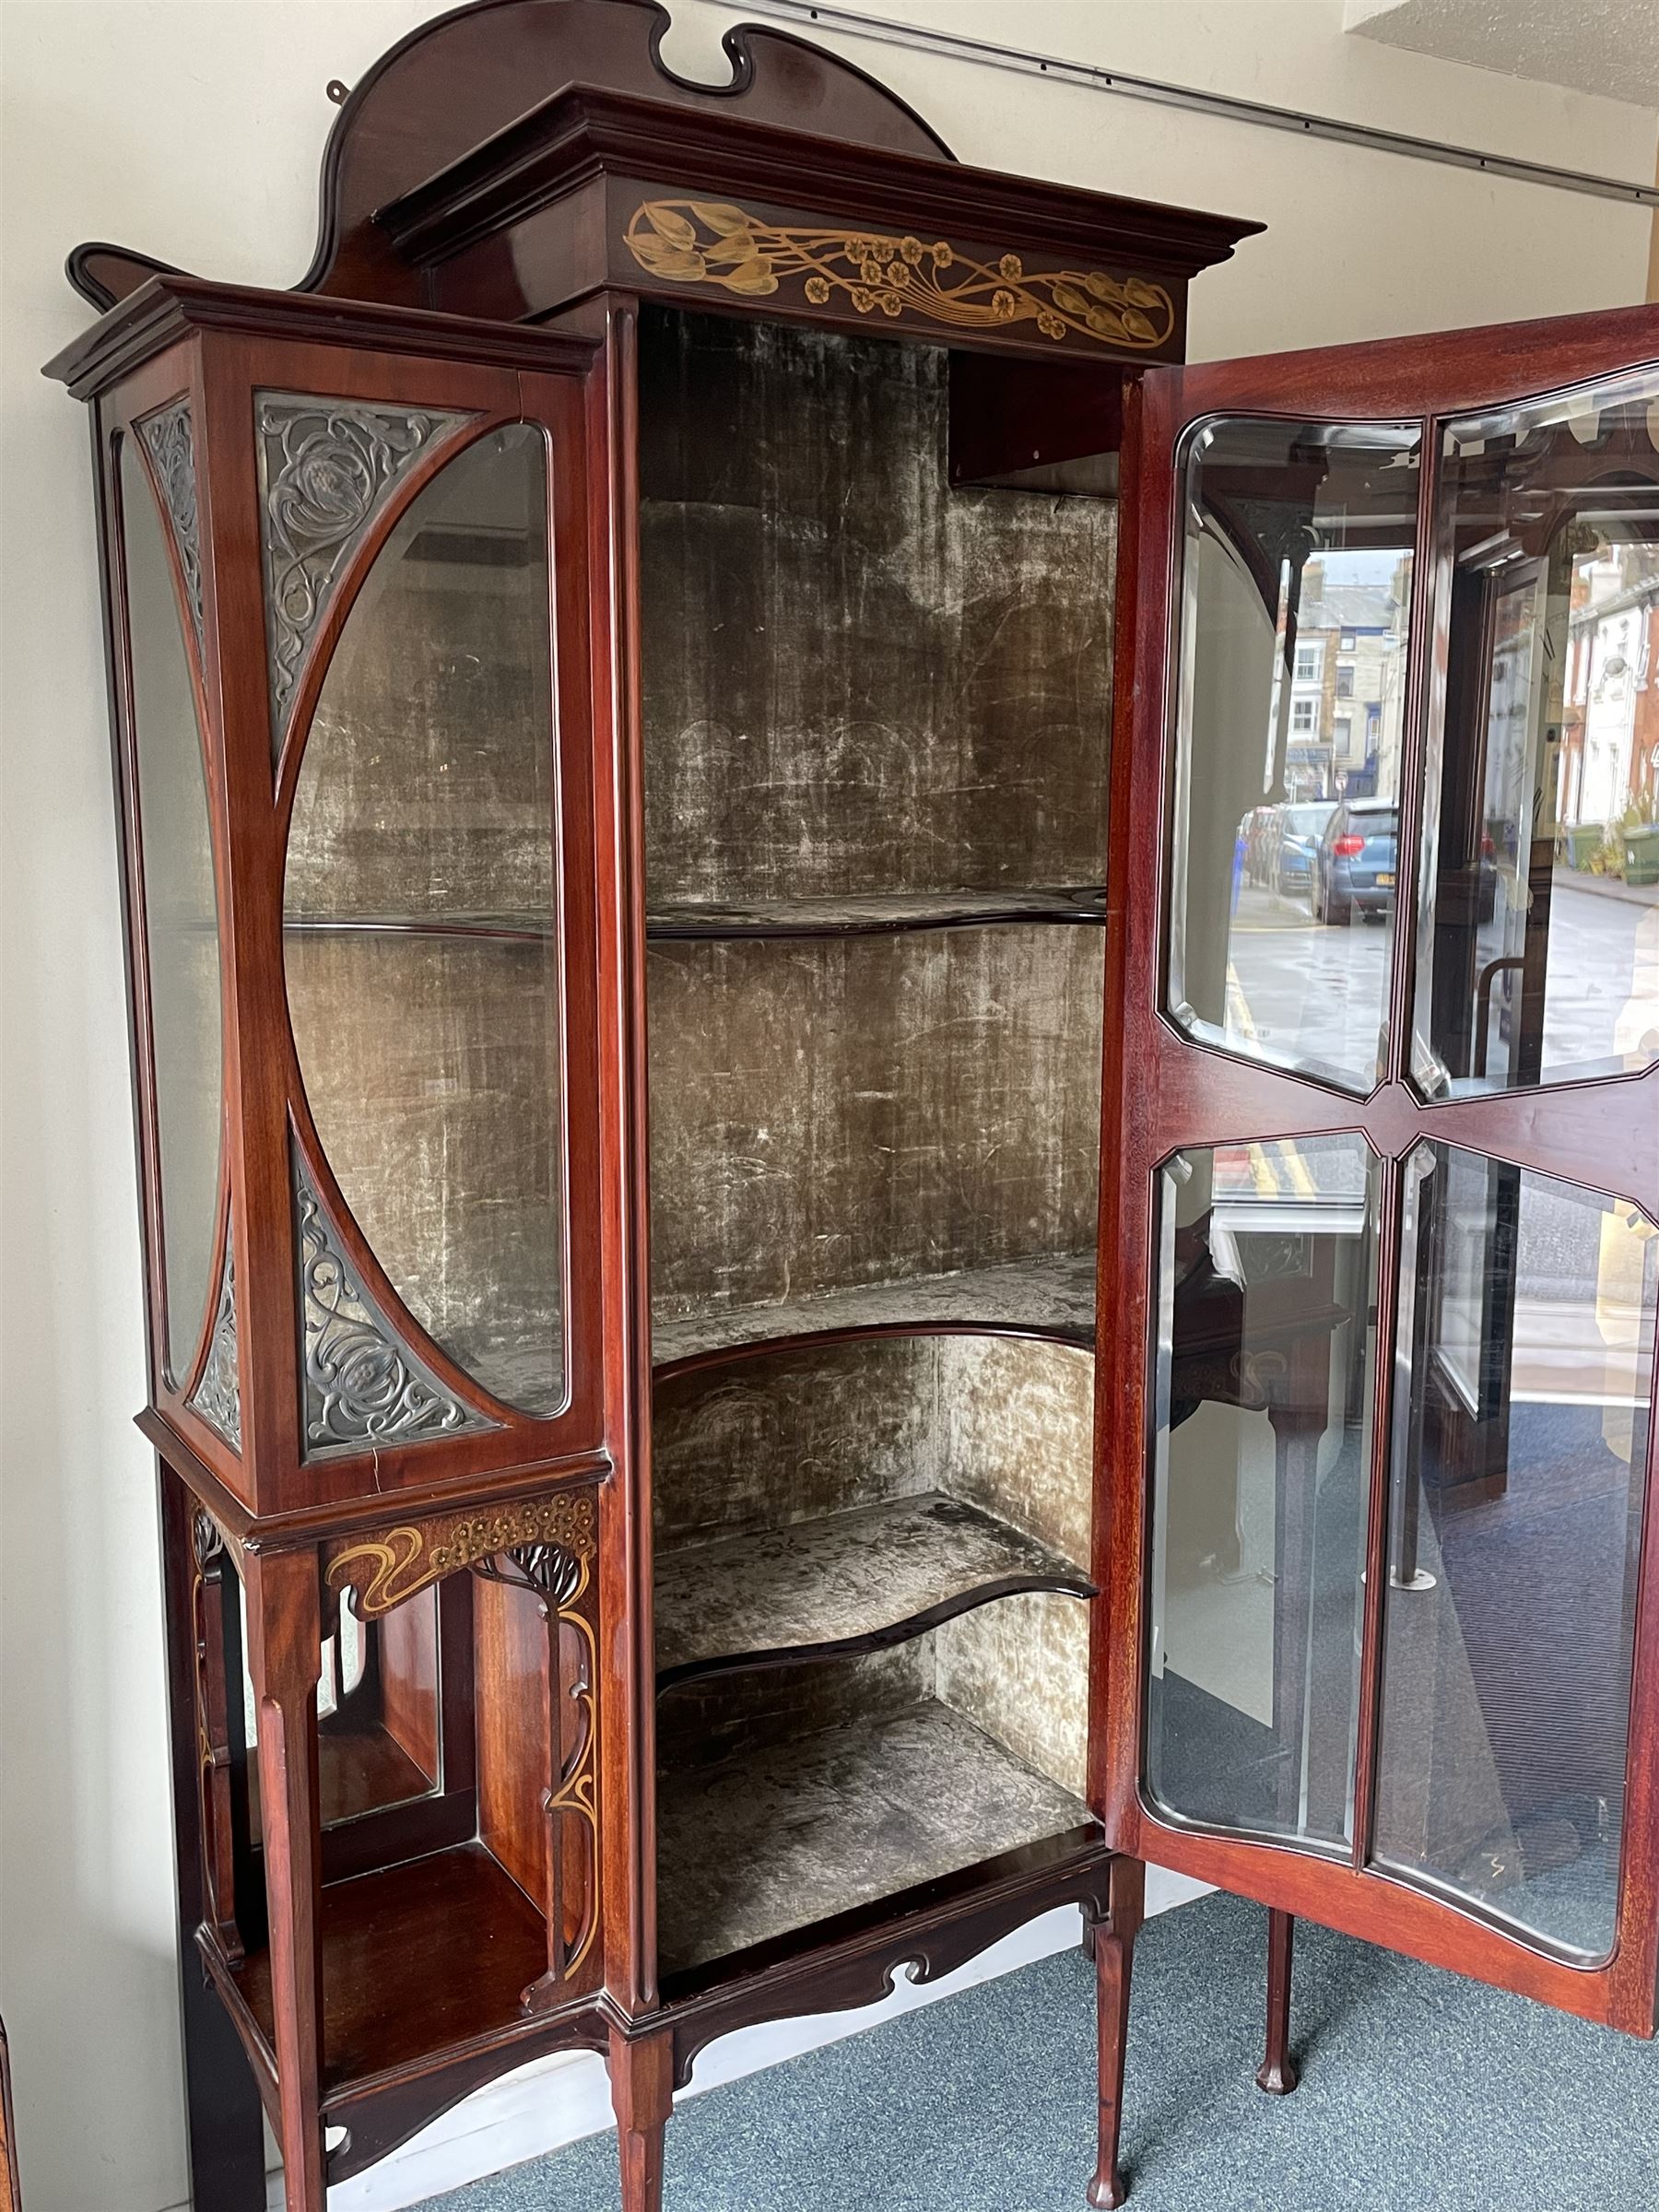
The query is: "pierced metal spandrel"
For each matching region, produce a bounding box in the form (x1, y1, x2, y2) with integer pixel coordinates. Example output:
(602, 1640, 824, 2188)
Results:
(189, 1222, 241, 1450)
(294, 1155, 492, 1456)
(257, 394, 468, 759)
(137, 396, 206, 660)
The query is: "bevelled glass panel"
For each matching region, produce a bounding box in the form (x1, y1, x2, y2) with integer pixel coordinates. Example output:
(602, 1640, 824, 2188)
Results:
(1167, 418, 1419, 1092)
(284, 424, 566, 1416)
(1372, 1144, 1655, 1962)
(121, 430, 223, 1382)
(1413, 371, 1659, 1099)
(1146, 1133, 1380, 1850)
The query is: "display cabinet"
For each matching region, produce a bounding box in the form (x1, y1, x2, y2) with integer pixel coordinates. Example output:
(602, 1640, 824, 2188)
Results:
(44, 4, 1659, 2210)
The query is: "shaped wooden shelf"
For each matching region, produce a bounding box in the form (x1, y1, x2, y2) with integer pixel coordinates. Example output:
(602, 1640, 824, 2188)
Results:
(654, 1490, 1094, 1688)
(229, 1842, 547, 2093)
(652, 1250, 1098, 1369)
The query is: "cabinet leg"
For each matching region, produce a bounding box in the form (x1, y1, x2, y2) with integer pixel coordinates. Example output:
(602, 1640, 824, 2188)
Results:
(159, 1466, 266, 2210)
(1255, 1909, 1298, 2095)
(246, 1551, 327, 2211)
(608, 2026, 673, 2212)
(1087, 1856, 1144, 2209)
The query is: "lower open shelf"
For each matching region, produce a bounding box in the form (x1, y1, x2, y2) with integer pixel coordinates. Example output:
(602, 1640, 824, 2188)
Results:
(232, 1842, 547, 2090)
(655, 1694, 1092, 1979)
(653, 1249, 1098, 1367)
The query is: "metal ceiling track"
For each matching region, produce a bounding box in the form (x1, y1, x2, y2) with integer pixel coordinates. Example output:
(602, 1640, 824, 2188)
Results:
(742, 0, 1659, 210)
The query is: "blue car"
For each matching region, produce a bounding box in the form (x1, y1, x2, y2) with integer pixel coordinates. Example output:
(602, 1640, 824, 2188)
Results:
(1315, 800, 1397, 925)
(1275, 802, 1337, 895)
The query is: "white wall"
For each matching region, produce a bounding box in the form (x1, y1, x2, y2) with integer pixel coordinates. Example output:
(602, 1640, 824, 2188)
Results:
(0, 7, 1652, 2212)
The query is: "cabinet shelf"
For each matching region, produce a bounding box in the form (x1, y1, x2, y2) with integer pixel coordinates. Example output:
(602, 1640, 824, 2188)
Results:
(654, 1491, 1094, 1688)
(280, 888, 1108, 945)
(653, 1249, 1098, 1368)
(655, 1697, 1093, 1979)
(230, 1841, 547, 2094)
(283, 913, 552, 942)
(646, 886, 1105, 940)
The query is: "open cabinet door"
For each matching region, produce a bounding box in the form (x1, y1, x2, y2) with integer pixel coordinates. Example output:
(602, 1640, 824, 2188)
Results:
(1095, 304, 1659, 2033)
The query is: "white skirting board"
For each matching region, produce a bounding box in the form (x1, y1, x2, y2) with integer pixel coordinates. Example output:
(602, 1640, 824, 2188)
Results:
(265, 1870, 1212, 2212)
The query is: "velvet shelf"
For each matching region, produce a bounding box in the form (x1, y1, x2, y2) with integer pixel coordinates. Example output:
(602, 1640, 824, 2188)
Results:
(652, 1251, 1099, 1368)
(654, 1686, 1095, 1981)
(653, 1489, 1094, 1688)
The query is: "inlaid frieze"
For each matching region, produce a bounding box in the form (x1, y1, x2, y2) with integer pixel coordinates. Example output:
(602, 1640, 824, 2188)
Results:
(625, 200, 1175, 351)
(323, 1488, 597, 1618)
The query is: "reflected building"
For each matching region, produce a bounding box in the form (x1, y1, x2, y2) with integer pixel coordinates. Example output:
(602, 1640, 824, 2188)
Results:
(1559, 541, 1659, 832)
(1278, 559, 1412, 804)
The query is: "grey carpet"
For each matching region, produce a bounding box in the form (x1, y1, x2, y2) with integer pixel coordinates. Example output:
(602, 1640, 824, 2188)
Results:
(417, 1890, 1656, 2211)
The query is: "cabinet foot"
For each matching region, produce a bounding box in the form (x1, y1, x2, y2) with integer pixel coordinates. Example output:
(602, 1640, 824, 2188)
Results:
(1254, 1908, 1299, 2096)
(1086, 1857, 1144, 2208)
(609, 2025, 673, 2212)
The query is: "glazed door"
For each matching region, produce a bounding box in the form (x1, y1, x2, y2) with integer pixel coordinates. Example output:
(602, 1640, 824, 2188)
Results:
(100, 319, 614, 1518)
(1097, 305, 1659, 2031)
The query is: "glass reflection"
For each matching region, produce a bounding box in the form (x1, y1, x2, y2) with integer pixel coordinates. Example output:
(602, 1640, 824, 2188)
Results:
(121, 432, 224, 1382)
(241, 1579, 444, 1828)
(284, 423, 566, 1416)
(1414, 371, 1659, 1097)
(1373, 1145, 1655, 1960)
(1146, 1134, 1380, 1850)
(1169, 418, 1418, 1092)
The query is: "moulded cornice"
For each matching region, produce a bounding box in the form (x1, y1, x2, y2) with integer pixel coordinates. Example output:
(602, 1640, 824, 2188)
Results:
(379, 81, 1262, 279)
(44, 275, 600, 402)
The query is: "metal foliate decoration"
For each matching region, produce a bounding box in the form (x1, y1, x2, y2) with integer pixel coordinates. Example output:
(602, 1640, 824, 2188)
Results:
(189, 1223, 241, 1450)
(294, 1157, 489, 1455)
(137, 397, 206, 659)
(256, 394, 468, 758)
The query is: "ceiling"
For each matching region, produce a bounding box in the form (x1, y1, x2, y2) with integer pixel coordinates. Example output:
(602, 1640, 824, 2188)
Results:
(1345, 0, 1659, 112)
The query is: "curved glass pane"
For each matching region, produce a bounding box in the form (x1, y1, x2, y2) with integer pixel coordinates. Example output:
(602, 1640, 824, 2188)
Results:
(1413, 370, 1659, 1098)
(1145, 1133, 1380, 1849)
(284, 424, 566, 1415)
(1167, 418, 1418, 1091)
(122, 431, 223, 1382)
(1372, 1145, 1655, 1963)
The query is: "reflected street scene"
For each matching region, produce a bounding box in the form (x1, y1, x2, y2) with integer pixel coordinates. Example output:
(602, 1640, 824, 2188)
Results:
(1374, 1145, 1656, 1962)
(1167, 416, 1418, 1092)
(1415, 370, 1659, 1096)
(1146, 1133, 1378, 1853)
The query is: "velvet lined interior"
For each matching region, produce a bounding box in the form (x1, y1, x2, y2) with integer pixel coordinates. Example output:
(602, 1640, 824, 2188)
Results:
(641, 304, 1112, 1973)
(654, 1641, 1091, 1975)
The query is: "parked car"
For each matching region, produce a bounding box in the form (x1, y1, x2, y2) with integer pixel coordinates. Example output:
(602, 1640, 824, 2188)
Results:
(1314, 799, 1398, 924)
(1274, 801, 1337, 897)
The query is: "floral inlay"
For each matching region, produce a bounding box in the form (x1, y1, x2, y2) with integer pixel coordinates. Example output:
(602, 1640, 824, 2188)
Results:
(623, 201, 1174, 349)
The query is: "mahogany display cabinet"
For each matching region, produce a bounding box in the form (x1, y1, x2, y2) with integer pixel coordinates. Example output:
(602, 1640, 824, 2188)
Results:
(43, 3, 1659, 2208)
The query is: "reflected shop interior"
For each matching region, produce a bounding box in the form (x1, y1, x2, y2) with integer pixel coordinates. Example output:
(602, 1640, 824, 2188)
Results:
(1150, 375, 1659, 1964)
